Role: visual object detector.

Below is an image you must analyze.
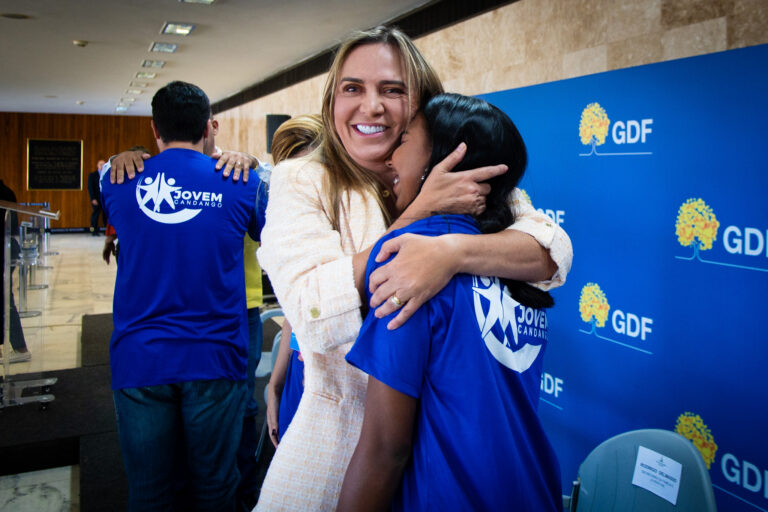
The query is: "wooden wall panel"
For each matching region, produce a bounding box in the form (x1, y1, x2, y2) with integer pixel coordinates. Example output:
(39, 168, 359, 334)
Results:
(0, 112, 156, 229)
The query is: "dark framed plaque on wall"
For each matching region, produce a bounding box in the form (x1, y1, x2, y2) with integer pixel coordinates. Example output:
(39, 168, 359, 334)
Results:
(26, 139, 83, 190)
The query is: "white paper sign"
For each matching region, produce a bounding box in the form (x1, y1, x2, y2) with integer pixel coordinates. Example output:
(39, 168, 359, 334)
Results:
(631, 445, 683, 505)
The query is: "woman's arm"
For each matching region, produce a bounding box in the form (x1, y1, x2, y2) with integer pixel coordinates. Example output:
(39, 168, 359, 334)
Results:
(337, 377, 417, 512)
(266, 319, 294, 447)
(257, 158, 369, 353)
(350, 143, 509, 301)
(107, 148, 259, 184)
(368, 191, 572, 328)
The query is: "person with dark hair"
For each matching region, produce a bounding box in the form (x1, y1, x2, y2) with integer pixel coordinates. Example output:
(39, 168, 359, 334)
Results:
(339, 93, 561, 511)
(100, 80, 267, 511)
(88, 159, 106, 235)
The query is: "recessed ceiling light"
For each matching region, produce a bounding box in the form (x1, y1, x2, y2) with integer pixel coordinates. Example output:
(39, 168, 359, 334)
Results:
(150, 42, 178, 53)
(115, 106, 129, 113)
(0, 13, 33, 20)
(72, 40, 89, 48)
(76, 100, 85, 105)
(142, 59, 166, 68)
(178, 0, 215, 4)
(136, 72, 157, 79)
(121, 97, 137, 103)
(130, 81, 149, 88)
(161, 22, 195, 36)
(125, 89, 143, 95)
(44, 95, 57, 99)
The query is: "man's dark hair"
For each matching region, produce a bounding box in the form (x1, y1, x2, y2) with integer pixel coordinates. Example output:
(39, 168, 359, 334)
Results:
(423, 93, 554, 309)
(151, 81, 210, 144)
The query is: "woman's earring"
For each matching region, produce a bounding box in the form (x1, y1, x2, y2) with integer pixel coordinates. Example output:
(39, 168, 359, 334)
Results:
(421, 168, 429, 182)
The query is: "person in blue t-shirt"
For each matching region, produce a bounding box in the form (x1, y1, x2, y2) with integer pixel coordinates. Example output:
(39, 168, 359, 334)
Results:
(340, 93, 562, 511)
(100, 81, 264, 511)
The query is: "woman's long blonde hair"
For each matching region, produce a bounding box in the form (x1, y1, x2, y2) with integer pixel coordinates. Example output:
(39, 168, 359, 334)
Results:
(271, 114, 323, 164)
(319, 26, 444, 232)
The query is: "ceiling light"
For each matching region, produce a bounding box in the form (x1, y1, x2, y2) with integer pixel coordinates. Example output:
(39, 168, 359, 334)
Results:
(178, 0, 215, 4)
(76, 100, 85, 105)
(0, 13, 33, 20)
(150, 42, 178, 53)
(130, 81, 149, 88)
(125, 89, 143, 95)
(44, 95, 57, 99)
(142, 59, 165, 68)
(115, 106, 129, 113)
(161, 22, 195, 36)
(73, 40, 88, 48)
(136, 72, 157, 79)
(121, 97, 136, 103)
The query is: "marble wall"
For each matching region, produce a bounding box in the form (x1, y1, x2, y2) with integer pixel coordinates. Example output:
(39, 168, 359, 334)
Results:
(214, 0, 768, 162)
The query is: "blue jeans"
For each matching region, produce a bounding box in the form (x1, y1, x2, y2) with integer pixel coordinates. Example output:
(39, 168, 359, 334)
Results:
(114, 379, 247, 512)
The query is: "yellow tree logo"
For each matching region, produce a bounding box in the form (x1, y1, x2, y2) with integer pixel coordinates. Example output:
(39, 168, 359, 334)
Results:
(675, 198, 720, 260)
(579, 102, 610, 155)
(675, 412, 718, 469)
(579, 283, 610, 333)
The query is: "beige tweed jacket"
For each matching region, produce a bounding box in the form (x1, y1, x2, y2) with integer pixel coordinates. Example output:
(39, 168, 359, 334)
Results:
(255, 155, 571, 511)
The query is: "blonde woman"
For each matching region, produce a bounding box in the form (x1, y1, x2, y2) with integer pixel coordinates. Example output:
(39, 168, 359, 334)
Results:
(256, 26, 572, 511)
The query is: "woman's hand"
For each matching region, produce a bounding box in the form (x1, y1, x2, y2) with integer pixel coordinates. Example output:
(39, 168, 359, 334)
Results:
(266, 380, 282, 448)
(405, 142, 507, 219)
(212, 149, 258, 182)
(368, 233, 460, 329)
(109, 150, 151, 184)
(102, 235, 117, 264)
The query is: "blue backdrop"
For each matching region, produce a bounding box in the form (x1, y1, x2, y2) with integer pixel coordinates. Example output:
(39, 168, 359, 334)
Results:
(480, 44, 768, 511)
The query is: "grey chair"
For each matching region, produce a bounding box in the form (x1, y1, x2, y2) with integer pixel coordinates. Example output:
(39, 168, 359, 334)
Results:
(564, 429, 717, 512)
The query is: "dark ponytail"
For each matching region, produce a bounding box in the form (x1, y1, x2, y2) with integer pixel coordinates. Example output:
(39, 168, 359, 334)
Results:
(423, 94, 553, 309)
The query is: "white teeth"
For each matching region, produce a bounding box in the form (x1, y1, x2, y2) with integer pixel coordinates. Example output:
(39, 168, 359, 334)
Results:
(355, 124, 385, 135)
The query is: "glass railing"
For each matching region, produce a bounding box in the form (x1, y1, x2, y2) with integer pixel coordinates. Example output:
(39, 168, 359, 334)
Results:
(1, 200, 60, 408)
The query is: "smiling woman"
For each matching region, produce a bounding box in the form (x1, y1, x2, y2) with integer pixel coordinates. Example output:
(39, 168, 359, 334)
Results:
(333, 43, 412, 174)
(255, 25, 572, 512)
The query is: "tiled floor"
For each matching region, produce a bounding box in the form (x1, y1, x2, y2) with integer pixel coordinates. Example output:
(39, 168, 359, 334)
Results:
(3, 233, 115, 512)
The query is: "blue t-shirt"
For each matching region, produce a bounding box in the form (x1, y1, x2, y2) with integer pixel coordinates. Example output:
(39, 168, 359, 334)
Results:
(101, 148, 267, 390)
(346, 215, 562, 512)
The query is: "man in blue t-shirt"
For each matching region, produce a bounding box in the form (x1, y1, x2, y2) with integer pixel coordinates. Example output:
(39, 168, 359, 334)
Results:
(342, 215, 562, 512)
(100, 81, 264, 511)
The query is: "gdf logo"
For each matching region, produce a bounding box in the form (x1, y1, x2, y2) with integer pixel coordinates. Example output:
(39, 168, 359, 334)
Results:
(578, 283, 653, 354)
(675, 197, 768, 273)
(677, 412, 768, 507)
(519, 189, 565, 226)
(579, 102, 653, 156)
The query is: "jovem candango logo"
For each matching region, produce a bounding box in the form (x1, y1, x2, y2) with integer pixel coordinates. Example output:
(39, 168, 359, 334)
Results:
(579, 102, 653, 157)
(135, 173, 223, 224)
(675, 198, 768, 273)
(578, 283, 653, 355)
(472, 276, 547, 373)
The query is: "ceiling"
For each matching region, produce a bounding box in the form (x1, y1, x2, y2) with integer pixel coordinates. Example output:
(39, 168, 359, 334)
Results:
(0, 0, 433, 116)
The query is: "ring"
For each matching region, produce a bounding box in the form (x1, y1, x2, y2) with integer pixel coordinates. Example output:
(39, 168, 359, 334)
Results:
(390, 294, 403, 308)
(236, 161, 242, 166)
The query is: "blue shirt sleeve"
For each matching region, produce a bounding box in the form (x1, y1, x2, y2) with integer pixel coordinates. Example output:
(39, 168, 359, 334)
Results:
(345, 241, 432, 399)
(247, 166, 269, 241)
